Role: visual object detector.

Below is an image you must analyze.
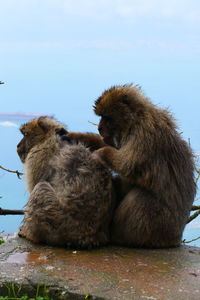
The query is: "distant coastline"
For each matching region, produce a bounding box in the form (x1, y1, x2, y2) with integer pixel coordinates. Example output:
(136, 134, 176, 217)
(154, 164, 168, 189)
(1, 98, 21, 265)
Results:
(0, 113, 53, 120)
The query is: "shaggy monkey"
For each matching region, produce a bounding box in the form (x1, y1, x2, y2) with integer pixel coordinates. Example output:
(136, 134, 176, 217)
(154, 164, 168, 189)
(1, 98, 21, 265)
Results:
(17, 117, 113, 248)
(92, 84, 196, 248)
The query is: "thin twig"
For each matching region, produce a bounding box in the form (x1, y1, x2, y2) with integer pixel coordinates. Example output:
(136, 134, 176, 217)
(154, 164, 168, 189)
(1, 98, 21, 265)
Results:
(187, 210, 200, 224)
(88, 120, 98, 126)
(195, 166, 200, 173)
(0, 208, 24, 215)
(0, 165, 23, 179)
(194, 167, 200, 184)
(182, 236, 200, 244)
(191, 205, 200, 211)
(0, 81, 4, 84)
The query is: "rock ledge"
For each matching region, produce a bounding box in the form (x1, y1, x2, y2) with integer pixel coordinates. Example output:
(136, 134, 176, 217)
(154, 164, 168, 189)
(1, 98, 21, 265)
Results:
(0, 236, 200, 299)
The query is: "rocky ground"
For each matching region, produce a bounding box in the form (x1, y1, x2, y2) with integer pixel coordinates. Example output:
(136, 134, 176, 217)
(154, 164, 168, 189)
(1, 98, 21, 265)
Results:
(0, 236, 200, 299)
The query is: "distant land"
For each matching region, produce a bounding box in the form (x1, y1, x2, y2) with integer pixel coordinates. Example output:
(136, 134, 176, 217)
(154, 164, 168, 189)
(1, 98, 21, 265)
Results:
(0, 112, 53, 120)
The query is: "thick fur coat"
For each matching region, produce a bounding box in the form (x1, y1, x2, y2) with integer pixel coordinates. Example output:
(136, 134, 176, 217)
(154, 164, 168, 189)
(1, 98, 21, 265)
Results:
(17, 117, 113, 248)
(93, 85, 196, 247)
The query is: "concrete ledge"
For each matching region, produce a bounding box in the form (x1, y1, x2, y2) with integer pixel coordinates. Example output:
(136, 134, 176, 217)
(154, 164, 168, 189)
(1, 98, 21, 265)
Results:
(0, 236, 200, 299)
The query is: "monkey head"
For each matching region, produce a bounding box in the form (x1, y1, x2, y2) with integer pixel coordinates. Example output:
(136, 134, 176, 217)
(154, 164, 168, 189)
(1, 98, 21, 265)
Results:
(17, 117, 68, 163)
(94, 85, 147, 148)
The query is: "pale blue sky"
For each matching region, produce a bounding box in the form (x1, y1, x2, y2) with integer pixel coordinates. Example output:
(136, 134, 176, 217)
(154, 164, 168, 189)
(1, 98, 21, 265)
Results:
(0, 0, 200, 150)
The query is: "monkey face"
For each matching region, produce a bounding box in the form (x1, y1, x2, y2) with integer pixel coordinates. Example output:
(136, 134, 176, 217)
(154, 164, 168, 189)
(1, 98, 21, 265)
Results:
(17, 117, 68, 163)
(98, 116, 113, 146)
(98, 116, 121, 148)
(94, 85, 136, 149)
(17, 130, 44, 163)
(17, 136, 28, 163)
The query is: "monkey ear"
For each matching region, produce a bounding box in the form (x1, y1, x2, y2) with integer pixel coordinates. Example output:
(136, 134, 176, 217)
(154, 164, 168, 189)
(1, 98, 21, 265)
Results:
(38, 118, 51, 133)
(55, 128, 68, 136)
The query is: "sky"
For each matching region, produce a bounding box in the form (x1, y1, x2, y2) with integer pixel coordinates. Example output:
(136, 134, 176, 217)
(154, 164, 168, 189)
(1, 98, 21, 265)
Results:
(0, 0, 199, 147)
(0, 0, 200, 242)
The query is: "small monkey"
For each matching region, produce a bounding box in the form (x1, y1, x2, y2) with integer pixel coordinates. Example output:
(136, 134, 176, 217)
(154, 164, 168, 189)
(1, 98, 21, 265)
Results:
(17, 117, 113, 248)
(91, 84, 196, 248)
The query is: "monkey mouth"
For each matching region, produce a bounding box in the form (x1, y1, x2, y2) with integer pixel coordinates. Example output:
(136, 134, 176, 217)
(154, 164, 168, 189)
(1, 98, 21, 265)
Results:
(20, 156, 26, 163)
(17, 152, 26, 163)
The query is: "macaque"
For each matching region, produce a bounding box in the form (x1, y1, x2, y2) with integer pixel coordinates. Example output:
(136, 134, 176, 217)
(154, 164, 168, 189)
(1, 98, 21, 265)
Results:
(17, 117, 113, 248)
(92, 84, 196, 248)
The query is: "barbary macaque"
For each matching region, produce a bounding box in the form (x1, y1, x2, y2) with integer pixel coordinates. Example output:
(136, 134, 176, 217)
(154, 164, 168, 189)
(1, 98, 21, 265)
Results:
(17, 117, 113, 248)
(67, 85, 196, 248)
(93, 84, 196, 247)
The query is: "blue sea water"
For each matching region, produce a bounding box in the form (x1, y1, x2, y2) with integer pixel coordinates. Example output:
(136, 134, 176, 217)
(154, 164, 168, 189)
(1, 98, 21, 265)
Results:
(0, 123, 200, 247)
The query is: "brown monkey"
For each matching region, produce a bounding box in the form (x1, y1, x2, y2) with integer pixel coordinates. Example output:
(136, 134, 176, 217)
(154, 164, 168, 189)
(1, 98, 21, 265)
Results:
(17, 117, 113, 249)
(92, 84, 196, 248)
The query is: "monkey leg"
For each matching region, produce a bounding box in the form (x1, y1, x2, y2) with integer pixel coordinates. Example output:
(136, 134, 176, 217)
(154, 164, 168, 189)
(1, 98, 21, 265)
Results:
(19, 181, 62, 244)
(19, 181, 111, 248)
(111, 187, 180, 248)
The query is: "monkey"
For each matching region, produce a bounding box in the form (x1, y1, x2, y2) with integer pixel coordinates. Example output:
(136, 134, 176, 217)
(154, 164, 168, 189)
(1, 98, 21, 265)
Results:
(17, 117, 114, 249)
(64, 84, 197, 248)
(90, 84, 196, 248)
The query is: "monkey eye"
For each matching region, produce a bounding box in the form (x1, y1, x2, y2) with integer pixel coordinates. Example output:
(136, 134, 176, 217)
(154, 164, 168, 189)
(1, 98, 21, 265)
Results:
(20, 129, 27, 136)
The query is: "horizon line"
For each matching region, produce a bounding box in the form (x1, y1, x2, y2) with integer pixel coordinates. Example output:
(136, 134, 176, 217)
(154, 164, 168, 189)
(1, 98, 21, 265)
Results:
(0, 112, 53, 120)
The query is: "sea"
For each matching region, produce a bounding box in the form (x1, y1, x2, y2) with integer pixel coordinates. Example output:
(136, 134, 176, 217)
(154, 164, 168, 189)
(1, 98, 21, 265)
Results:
(0, 114, 200, 247)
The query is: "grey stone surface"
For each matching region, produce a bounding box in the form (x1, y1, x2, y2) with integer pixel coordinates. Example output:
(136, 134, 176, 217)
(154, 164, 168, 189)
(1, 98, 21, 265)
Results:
(0, 236, 200, 299)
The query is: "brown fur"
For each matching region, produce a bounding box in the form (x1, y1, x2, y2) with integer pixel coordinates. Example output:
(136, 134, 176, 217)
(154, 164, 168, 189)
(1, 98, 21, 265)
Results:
(17, 117, 113, 249)
(65, 132, 106, 152)
(93, 84, 196, 248)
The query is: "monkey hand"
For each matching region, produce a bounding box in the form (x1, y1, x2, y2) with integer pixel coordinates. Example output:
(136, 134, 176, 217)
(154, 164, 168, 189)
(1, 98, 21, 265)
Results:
(91, 146, 117, 169)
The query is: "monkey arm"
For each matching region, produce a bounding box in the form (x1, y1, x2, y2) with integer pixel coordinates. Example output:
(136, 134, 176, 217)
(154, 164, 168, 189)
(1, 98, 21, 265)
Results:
(66, 132, 106, 151)
(93, 145, 141, 180)
(93, 146, 121, 171)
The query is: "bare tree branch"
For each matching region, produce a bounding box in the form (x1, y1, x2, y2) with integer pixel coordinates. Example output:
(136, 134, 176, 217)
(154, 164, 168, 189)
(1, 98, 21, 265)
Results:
(195, 167, 200, 183)
(182, 236, 200, 244)
(0, 81, 4, 85)
(88, 120, 98, 126)
(191, 205, 200, 211)
(187, 210, 200, 224)
(0, 208, 24, 215)
(0, 165, 23, 179)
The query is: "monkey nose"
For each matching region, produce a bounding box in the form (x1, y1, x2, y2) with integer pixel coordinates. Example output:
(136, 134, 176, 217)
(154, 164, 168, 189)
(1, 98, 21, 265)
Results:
(17, 142, 22, 153)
